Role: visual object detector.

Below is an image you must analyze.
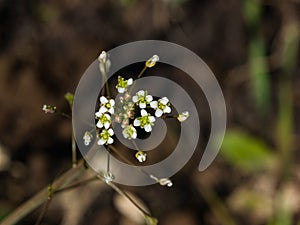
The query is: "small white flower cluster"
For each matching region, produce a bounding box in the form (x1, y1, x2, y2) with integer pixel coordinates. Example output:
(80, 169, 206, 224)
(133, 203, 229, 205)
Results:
(92, 53, 190, 157)
(42, 105, 56, 114)
(95, 96, 115, 145)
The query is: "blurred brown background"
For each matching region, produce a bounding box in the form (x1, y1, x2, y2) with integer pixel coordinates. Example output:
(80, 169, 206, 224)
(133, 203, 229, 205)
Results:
(0, 0, 300, 225)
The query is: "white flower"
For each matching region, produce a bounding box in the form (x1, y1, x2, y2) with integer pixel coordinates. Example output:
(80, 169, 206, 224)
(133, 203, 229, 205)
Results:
(145, 55, 159, 68)
(116, 76, 133, 93)
(132, 90, 153, 109)
(177, 111, 190, 122)
(122, 125, 137, 140)
(150, 97, 171, 117)
(133, 109, 155, 132)
(42, 105, 56, 114)
(99, 96, 115, 114)
(135, 151, 147, 162)
(83, 131, 93, 146)
(95, 113, 111, 129)
(97, 128, 114, 145)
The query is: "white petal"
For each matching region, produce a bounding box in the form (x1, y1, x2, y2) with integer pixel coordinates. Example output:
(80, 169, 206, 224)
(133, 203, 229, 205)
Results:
(97, 138, 106, 145)
(104, 122, 110, 129)
(99, 106, 107, 113)
(164, 106, 171, 113)
(122, 130, 128, 138)
(104, 114, 111, 120)
(150, 101, 158, 109)
(138, 90, 145, 96)
(95, 111, 101, 117)
(141, 109, 147, 116)
(133, 119, 140, 126)
(100, 96, 108, 104)
(96, 121, 103, 128)
(127, 78, 133, 85)
(110, 99, 115, 106)
(160, 97, 169, 105)
(98, 51, 107, 61)
(139, 102, 146, 109)
(149, 116, 156, 123)
(132, 132, 137, 139)
(118, 87, 125, 93)
(107, 137, 114, 144)
(144, 124, 152, 132)
(155, 109, 163, 117)
(108, 128, 114, 135)
(152, 55, 159, 62)
(146, 95, 153, 102)
(108, 108, 114, 114)
(132, 96, 138, 103)
(183, 111, 189, 117)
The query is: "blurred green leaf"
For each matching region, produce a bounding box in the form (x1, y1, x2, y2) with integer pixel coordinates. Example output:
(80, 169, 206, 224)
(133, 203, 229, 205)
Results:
(64, 92, 74, 108)
(277, 83, 293, 156)
(282, 22, 299, 74)
(118, 0, 137, 6)
(269, 209, 292, 225)
(249, 37, 271, 112)
(243, 0, 261, 27)
(221, 130, 275, 172)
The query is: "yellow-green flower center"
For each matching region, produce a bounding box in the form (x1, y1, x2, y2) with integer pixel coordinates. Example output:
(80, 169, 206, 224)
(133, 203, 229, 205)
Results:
(117, 76, 128, 88)
(100, 130, 110, 140)
(140, 115, 151, 128)
(99, 115, 110, 124)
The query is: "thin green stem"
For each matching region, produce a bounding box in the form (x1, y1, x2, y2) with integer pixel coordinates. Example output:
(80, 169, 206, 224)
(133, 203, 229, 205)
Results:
(131, 140, 141, 151)
(34, 198, 52, 225)
(57, 111, 71, 119)
(100, 178, 151, 217)
(54, 176, 99, 194)
(72, 133, 77, 168)
(107, 148, 111, 173)
(129, 66, 147, 94)
(137, 66, 147, 79)
(108, 145, 159, 183)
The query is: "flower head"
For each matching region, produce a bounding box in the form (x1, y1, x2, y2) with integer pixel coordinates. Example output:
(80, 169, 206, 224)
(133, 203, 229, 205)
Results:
(95, 113, 111, 129)
(177, 111, 190, 122)
(42, 105, 56, 114)
(122, 125, 137, 140)
(116, 76, 133, 93)
(150, 97, 171, 117)
(83, 131, 93, 146)
(145, 55, 159, 68)
(99, 96, 115, 114)
(97, 128, 114, 145)
(135, 151, 147, 162)
(132, 90, 153, 109)
(133, 109, 155, 132)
